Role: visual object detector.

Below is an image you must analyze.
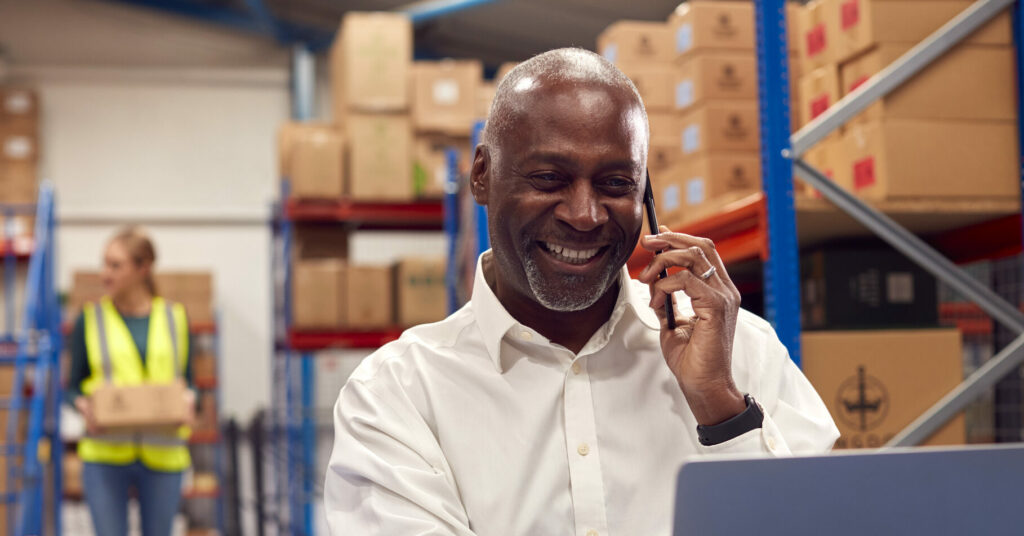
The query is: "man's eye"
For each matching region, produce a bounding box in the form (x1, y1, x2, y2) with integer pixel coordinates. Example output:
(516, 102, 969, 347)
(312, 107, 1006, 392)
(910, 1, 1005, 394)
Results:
(529, 173, 565, 189)
(601, 178, 636, 194)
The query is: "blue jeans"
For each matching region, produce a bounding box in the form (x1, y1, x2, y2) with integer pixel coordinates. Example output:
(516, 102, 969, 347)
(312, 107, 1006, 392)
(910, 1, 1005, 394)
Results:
(82, 461, 184, 536)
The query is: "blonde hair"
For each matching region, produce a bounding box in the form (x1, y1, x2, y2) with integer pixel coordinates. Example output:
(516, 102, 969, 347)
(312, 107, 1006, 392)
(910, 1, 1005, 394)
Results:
(110, 226, 158, 296)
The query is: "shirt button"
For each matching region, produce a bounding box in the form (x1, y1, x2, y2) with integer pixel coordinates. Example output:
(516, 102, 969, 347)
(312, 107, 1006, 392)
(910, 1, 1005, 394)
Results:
(577, 443, 590, 456)
(571, 362, 582, 374)
(587, 531, 599, 536)
(519, 330, 532, 341)
(766, 436, 777, 450)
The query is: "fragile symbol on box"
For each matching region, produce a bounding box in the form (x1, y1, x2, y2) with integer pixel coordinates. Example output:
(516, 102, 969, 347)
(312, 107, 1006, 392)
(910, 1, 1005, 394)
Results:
(837, 366, 889, 432)
(722, 114, 748, 140)
(712, 14, 738, 38)
(716, 64, 741, 90)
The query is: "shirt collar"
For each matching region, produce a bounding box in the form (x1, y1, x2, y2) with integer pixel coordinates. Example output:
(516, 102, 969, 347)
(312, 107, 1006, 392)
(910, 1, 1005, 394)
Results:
(470, 250, 661, 373)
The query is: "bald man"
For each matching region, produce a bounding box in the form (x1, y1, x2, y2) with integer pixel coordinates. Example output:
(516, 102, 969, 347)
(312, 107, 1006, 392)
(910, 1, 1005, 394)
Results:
(325, 48, 838, 536)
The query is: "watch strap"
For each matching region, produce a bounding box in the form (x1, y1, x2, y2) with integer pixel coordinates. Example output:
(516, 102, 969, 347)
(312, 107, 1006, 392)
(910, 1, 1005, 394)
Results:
(696, 394, 764, 446)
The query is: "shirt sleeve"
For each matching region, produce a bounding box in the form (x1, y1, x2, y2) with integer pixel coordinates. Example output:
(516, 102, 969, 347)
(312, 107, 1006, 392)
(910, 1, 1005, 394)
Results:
(700, 328, 840, 457)
(65, 313, 89, 405)
(325, 377, 477, 536)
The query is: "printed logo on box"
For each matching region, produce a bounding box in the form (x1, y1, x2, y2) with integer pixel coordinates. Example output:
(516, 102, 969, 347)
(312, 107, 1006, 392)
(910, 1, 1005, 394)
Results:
(722, 114, 749, 141)
(675, 80, 694, 109)
(836, 366, 889, 432)
(716, 64, 742, 90)
(638, 35, 656, 57)
(853, 157, 876, 189)
(841, 0, 861, 30)
(727, 165, 752, 188)
(682, 124, 700, 154)
(662, 184, 681, 212)
(602, 43, 619, 63)
(432, 79, 460, 106)
(686, 177, 705, 205)
(676, 23, 694, 53)
(712, 13, 737, 38)
(806, 24, 827, 56)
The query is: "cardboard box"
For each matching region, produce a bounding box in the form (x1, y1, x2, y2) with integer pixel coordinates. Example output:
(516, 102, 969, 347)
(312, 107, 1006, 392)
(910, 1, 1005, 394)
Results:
(198, 392, 217, 431)
(677, 101, 760, 157)
(669, 1, 755, 58)
(0, 88, 39, 133)
(413, 135, 469, 199)
(193, 353, 216, 382)
(292, 259, 346, 329)
(797, 0, 837, 72)
(346, 265, 394, 329)
(91, 380, 190, 431)
(786, 2, 801, 51)
(649, 141, 682, 174)
(840, 44, 1016, 123)
(832, 0, 1012, 64)
(477, 81, 496, 119)
(620, 65, 675, 112)
(346, 113, 414, 201)
(673, 52, 758, 112)
(648, 112, 679, 146)
(797, 65, 841, 127)
(801, 245, 939, 330)
(157, 271, 214, 326)
(329, 12, 412, 116)
(0, 131, 38, 163)
(841, 119, 1018, 200)
(64, 453, 83, 497)
(797, 132, 850, 198)
(0, 161, 38, 203)
(411, 60, 482, 136)
(286, 125, 346, 199)
(659, 154, 762, 222)
(0, 366, 13, 395)
(803, 329, 965, 448)
(293, 225, 349, 260)
(597, 20, 675, 65)
(395, 257, 447, 326)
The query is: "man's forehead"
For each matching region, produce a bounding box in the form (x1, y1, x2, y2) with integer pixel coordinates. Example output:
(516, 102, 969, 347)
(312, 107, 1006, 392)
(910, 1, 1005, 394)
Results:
(501, 79, 644, 137)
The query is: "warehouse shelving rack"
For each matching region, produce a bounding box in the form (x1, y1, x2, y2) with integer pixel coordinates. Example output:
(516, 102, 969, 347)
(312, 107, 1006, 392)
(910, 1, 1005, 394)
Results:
(270, 180, 445, 535)
(0, 183, 63, 536)
(712, 0, 1024, 445)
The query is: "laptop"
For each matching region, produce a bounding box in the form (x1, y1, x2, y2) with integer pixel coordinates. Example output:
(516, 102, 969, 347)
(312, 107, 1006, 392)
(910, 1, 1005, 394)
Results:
(673, 444, 1024, 535)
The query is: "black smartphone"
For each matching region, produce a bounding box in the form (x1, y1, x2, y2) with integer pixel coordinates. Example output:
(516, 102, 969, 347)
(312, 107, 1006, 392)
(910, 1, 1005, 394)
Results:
(644, 170, 676, 330)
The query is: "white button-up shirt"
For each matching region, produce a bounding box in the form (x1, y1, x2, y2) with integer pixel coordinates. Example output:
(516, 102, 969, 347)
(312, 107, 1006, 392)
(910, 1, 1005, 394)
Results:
(326, 254, 839, 535)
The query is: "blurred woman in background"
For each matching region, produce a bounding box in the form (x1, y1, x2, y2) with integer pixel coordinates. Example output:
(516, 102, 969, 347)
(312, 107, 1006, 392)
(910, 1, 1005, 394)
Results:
(67, 227, 195, 536)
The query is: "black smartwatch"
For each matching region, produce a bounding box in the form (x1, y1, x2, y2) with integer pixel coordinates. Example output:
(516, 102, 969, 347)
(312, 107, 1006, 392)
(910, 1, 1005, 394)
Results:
(696, 394, 764, 446)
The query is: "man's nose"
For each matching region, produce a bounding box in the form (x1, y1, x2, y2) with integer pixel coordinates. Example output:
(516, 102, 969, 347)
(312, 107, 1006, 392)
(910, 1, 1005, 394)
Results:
(554, 182, 609, 232)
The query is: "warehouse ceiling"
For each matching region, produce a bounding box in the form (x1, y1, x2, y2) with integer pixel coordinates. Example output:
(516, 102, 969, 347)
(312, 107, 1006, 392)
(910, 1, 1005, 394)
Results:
(102, 0, 684, 71)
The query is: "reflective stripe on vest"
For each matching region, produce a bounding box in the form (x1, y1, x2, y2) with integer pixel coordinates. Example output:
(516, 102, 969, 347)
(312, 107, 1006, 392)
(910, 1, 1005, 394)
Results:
(78, 297, 191, 472)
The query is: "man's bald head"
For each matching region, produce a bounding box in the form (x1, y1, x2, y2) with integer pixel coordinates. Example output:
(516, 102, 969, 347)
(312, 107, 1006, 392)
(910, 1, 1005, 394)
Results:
(483, 48, 648, 146)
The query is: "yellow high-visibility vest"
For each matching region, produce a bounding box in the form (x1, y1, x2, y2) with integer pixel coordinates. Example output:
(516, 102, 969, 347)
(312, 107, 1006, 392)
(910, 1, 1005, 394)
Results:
(78, 296, 191, 472)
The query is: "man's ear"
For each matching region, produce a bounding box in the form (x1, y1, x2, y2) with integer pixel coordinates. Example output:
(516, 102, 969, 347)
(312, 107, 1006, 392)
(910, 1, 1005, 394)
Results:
(470, 144, 489, 205)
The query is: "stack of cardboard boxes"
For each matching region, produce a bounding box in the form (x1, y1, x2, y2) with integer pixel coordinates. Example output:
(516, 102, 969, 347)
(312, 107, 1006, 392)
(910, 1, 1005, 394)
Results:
(0, 87, 40, 240)
(67, 270, 215, 327)
(412, 59, 481, 198)
(598, 2, 800, 225)
(795, 0, 1017, 201)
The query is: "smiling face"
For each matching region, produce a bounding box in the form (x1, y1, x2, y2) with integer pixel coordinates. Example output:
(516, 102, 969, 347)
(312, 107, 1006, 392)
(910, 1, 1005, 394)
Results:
(476, 77, 648, 312)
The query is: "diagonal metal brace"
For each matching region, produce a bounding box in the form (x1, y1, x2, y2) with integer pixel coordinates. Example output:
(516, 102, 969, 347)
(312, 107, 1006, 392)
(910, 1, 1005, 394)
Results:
(790, 0, 1015, 156)
(792, 159, 1024, 335)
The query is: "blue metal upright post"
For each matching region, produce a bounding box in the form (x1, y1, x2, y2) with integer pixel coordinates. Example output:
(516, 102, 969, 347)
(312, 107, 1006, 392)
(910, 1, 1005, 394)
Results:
(301, 352, 315, 536)
(754, 0, 803, 365)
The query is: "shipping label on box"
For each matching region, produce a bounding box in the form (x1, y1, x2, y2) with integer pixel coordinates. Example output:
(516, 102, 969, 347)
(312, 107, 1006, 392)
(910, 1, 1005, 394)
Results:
(669, 2, 755, 58)
(412, 60, 482, 136)
(330, 12, 412, 116)
(597, 21, 675, 65)
(91, 380, 190, 431)
(286, 124, 345, 200)
(0, 131, 38, 163)
(840, 44, 1016, 124)
(803, 329, 965, 448)
(345, 265, 394, 329)
(673, 52, 758, 112)
(347, 113, 414, 201)
(797, 65, 841, 127)
(292, 259, 347, 329)
(678, 102, 760, 157)
(832, 0, 1011, 64)
(620, 65, 674, 112)
(413, 134, 469, 199)
(842, 119, 1018, 200)
(0, 88, 39, 133)
(395, 257, 447, 326)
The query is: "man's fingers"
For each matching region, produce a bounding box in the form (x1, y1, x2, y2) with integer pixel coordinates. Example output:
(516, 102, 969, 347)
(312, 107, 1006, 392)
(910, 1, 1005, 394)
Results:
(649, 268, 720, 312)
(638, 246, 716, 284)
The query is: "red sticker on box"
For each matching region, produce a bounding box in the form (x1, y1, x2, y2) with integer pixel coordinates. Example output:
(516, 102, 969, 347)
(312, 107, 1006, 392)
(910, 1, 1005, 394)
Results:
(850, 75, 870, 92)
(810, 95, 830, 119)
(806, 24, 826, 56)
(841, 0, 860, 30)
(853, 157, 876, 189)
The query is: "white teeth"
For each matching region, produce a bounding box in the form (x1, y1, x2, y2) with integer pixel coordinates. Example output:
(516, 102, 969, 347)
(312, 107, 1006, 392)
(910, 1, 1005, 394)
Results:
(543, 242, 601, 264)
